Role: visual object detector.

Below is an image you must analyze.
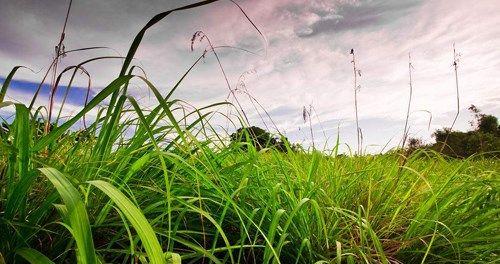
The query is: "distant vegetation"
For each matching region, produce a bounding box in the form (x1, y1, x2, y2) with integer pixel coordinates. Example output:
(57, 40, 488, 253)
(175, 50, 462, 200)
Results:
(230, 126, 293, 152)
(408, 105, 499, 158)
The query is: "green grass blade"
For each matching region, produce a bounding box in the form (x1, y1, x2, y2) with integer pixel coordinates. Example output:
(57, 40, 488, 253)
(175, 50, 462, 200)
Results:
(16, 248, 55, 264)
(39, 168, 97, 264)
(117, 0, 218, 77)
(32, 75, 132, 152)
(263, 209, 285, 264)
(0, 66, 29, 103)
(4, 104, 32, 219)
(99, 0, 219, 154)
(88, 180, 165, 264)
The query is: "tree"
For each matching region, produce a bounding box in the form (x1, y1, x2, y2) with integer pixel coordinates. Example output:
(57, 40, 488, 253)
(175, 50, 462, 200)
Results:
(406, 137, 424, 155)
(478, 115, 498, 134)
(430, 105, 499, 158)
(469, 104, 498, 134)
(230, 126, 291, 152)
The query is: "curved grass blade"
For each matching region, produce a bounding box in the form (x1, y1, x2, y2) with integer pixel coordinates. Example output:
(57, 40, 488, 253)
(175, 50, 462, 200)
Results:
(33, 75, 133, 152)
(118, 0, 218, 77)
(16, 248, 55, 264)
(1, 66, 32, 104)
(88, 180, 165, 264)
(263, 209, 285, 264)
(39, 168, 97, 264)
(100, 0, 220, 155)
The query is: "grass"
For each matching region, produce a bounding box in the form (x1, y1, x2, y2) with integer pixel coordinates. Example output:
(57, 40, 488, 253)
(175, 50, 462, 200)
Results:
(1, 125, 498, 263)
(0, 1, 499, 263)
(350, 49, 362, 155)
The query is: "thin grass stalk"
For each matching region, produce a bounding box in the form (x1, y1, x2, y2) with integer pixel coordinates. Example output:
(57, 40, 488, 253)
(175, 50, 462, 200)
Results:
(350, 49, 361, 155)
(308, 106, 315, 150)
(440, 43, 461, 153)
(55, 67, 91, 125)
(46, 57, 123, 133)
(402, 53, 414, 150)
(28, 46, 109, 110)
(302, 105, 315, 150)
(45, 0, 73, 134)
(32, 75, 133, 152)
(192, 31, 250, 126)
(310, 105, 328, 149)
(236, 72, 281, 134)
(235, 71, 269, 131)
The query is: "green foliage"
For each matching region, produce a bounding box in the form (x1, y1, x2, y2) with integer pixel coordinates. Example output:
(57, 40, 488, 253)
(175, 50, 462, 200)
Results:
(89, 180, 166, 264)
(406, 137, 424, 155)
(16, 248, 55, 264)
(1, 101, 498, 264)
(230, 126, 291, 152)
(469, 104, 500, 135)
(430, 105, 499, 158)
(433, 129, 500, 158)
(40, 168, 98, 264)
(478, 115, 499, 135)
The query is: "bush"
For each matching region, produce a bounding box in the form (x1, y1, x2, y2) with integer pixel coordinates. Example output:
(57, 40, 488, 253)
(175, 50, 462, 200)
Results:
(418, 105, 500, 158)
(432, 129, 499, 158)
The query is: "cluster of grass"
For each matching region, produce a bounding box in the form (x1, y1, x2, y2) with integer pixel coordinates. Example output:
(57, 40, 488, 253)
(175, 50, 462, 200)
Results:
(1, 114, 498, 263)
(0, 1, 499, 263)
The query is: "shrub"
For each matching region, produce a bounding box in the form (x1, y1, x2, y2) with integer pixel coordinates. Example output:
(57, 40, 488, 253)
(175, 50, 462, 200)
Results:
(425, 105, 499, 158)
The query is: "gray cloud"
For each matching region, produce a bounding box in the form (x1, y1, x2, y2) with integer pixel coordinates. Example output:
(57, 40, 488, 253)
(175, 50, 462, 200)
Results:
(297, 0, 423, 37)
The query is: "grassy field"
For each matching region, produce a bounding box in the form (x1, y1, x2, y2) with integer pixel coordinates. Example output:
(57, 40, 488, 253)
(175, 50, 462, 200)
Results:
(1, 1, 499, 263)
(0, 111, 498, 263)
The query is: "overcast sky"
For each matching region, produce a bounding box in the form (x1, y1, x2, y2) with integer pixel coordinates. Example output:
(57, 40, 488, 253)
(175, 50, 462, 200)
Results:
(1, 0, 499, 152)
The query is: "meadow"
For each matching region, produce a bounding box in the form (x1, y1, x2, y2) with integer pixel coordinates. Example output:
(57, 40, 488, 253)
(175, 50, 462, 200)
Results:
(0, 1, 499, 263)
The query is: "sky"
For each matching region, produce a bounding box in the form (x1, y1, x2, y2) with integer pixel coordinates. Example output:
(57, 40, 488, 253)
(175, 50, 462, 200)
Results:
(1, 0, 499, 153)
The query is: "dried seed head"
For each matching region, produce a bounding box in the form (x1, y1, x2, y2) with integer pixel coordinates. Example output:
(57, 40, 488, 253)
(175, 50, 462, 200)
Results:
(190, 31, 203, 51)
(190, 33, 197, 51)
(302, 106, 308, 123)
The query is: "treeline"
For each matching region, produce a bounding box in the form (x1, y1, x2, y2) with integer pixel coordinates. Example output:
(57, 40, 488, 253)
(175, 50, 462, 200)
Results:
(408, 105, 499, 158)
(231, 105, 499, 159)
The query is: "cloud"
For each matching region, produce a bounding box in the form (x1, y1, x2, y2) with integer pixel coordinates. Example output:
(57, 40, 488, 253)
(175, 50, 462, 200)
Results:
(292, 0, 419, 38)
(1, 0, 499, 152)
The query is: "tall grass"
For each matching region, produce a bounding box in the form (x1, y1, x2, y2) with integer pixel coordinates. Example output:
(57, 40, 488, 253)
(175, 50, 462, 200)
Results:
(401, 53, 414, 150)
(0, 1, 498, 263)
(350, 49, 362, 155)
(440, 43, 462, 152)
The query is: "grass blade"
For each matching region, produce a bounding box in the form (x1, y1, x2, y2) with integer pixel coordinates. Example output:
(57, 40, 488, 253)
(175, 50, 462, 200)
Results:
(16, 248, 55, 264)
(33, 75, 132, 152)
(0, 66, 30, 104)
(39, 168, 97, 264)
(88, 180, 165, 264)
(4, 104, 32, 219)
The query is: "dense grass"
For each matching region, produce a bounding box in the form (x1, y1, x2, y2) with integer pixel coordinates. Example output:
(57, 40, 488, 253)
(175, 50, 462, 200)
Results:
(0, 117, 498, 263)
(1, 1, 499, 263)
